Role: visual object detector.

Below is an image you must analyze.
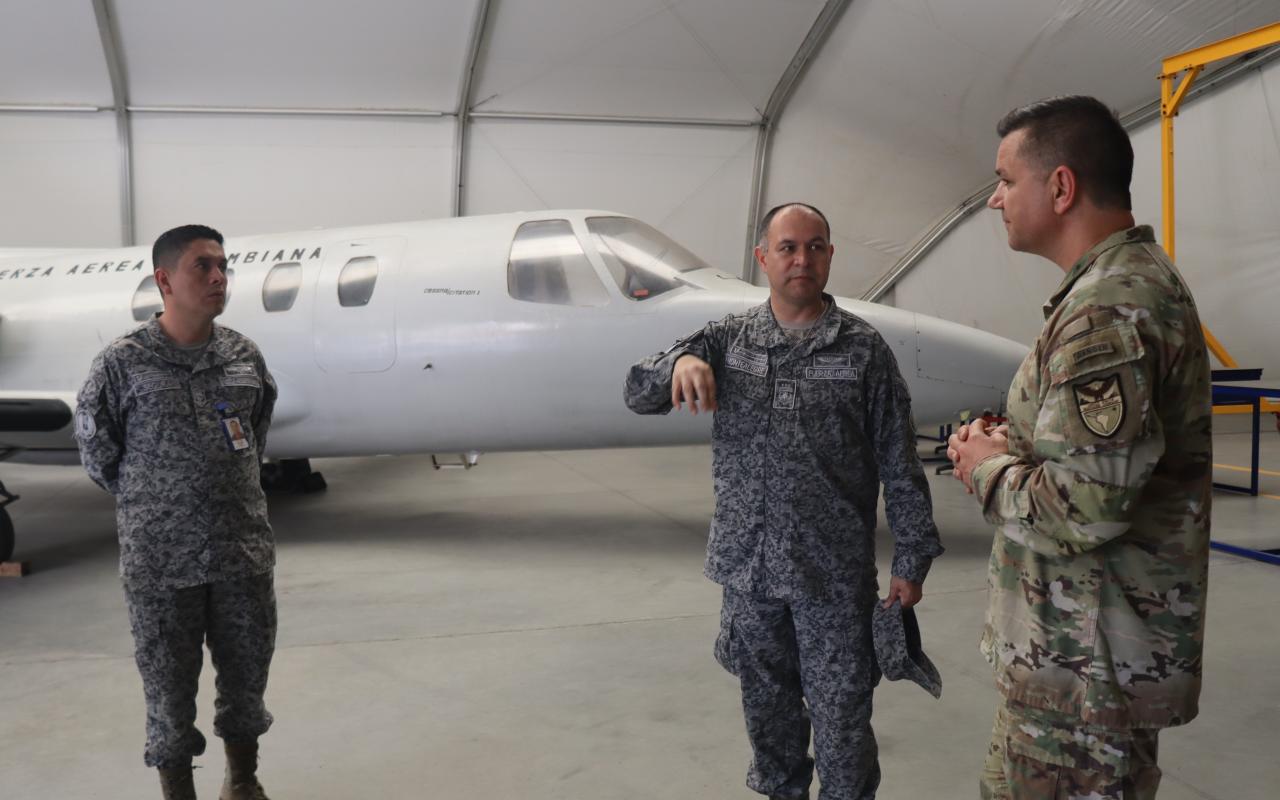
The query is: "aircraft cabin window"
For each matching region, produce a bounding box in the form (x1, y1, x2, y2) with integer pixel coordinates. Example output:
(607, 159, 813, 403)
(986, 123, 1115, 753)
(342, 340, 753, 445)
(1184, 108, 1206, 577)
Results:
(262, 262, 302, 312)
(338, 256, 379, 307)
(507, 220, 610, 307)
(586, 216, 710, 301)
(130, 275, 163, 321)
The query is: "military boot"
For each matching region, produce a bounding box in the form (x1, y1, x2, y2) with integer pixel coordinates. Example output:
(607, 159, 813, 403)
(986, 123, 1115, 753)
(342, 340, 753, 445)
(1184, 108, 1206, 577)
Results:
(158, 765, 197, 800)
(220, 740, 270, 800)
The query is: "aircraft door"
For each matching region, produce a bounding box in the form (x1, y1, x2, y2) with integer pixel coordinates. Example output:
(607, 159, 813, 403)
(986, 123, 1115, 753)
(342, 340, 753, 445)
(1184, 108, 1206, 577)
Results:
(313, 237, 405, 373)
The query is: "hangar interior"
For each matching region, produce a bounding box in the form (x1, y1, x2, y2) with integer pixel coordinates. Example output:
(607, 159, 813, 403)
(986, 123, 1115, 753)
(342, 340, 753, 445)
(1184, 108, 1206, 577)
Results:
(2, 1, 1279, 798)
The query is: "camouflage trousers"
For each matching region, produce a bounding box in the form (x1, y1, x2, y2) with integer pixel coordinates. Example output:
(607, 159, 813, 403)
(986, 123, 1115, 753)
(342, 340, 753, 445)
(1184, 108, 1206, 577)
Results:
(979, 702, 1161, 799)
(123, 573, 277, 768)
(715, 586, 881, 800)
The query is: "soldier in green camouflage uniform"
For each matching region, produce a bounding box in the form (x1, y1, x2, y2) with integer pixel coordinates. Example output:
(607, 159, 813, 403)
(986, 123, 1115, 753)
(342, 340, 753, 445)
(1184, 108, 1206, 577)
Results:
(76, 225, 279, 800)
(626, 204, 943, 800)
(948, 97, 1212, 799)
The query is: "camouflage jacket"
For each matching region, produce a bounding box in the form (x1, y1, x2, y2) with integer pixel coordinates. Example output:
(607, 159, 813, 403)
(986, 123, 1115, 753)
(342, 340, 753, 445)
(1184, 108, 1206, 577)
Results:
(625, 297, 942, 601)
(75, 318, 278, 591)
(971, 226, 1212, 729)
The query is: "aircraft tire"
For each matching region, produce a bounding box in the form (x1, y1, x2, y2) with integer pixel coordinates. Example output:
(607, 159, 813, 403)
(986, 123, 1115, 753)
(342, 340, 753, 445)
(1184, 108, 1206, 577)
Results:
(0, 509, 13, 563)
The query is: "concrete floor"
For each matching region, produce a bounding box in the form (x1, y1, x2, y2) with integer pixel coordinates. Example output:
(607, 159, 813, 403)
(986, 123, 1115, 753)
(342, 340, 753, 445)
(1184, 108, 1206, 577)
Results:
(1, 431, 1277, 799)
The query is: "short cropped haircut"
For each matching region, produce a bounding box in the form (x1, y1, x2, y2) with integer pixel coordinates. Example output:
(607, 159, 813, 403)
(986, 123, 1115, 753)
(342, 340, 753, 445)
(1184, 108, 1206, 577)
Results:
(757, 203, 831, 247)
(996, 95, 1133, 210)
(152, 224, 224, 271)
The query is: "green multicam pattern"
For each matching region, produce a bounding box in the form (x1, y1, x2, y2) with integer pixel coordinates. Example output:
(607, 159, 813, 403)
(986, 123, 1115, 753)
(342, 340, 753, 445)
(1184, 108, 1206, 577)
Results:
(980, 702, 1161, 799)
(971, 226, 1212, 729)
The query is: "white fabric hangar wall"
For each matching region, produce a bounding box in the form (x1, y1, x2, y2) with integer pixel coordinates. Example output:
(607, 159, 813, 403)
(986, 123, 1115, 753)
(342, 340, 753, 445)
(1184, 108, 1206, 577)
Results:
(0, 112, 123, 247)
(892, 58, 1280, 378)
(130, 114, 456, 242)
(464, 119, 756, 271)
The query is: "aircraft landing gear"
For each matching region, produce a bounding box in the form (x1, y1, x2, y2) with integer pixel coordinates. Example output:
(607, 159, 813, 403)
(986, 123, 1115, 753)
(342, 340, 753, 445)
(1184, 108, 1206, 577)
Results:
(260, 459, 327, 494)
(0, 479, 18, 563)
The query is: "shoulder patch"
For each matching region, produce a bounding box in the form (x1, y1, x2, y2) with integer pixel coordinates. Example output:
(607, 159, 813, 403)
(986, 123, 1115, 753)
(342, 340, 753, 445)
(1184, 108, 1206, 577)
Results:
(1072, 374, 1124, 437)
(1049, 322, 1143, 386)
(75, 409, 96, 439)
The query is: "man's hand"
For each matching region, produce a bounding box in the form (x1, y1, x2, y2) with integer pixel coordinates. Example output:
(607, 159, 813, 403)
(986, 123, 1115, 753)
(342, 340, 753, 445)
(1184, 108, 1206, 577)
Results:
(883, 576, 922, 609)
(947, 419, 1009, 494)
(672, 354, 717, 414)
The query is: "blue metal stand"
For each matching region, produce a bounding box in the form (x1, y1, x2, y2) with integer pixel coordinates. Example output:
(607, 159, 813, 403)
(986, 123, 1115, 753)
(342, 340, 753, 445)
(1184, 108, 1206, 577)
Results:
(1209, 372, 1280, 565)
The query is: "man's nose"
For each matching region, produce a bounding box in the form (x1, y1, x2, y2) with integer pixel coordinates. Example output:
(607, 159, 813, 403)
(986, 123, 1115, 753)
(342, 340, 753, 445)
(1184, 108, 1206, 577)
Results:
(987, 187, 1002, 209)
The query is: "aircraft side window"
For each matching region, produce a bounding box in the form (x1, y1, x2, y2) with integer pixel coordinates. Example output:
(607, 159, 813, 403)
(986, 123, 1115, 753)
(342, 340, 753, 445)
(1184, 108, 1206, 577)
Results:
(130, 275, 163, 321)
(507, 220, 610, 307)
(586, 216, 708, 301)
(338, 256, 379, 307)
(262, 262, 302, 312)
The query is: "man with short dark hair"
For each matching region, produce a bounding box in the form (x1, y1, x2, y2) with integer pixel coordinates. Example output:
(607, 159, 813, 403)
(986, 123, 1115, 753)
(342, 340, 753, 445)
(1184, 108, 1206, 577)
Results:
(77, 224, 279, 800)
(948, 96, 1212, 799)
(625, 203, 943, 800)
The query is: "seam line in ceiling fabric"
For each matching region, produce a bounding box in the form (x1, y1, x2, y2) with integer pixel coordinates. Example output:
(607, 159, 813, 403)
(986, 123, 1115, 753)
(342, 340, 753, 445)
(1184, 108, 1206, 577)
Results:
(862, 44, 1280, 304)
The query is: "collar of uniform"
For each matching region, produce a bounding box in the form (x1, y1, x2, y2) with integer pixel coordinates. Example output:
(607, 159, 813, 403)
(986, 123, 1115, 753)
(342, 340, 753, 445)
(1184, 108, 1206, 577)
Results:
(142, 317, 231, 371)
(1042, 225, 1155, 319)
(743, 293, 839, 355)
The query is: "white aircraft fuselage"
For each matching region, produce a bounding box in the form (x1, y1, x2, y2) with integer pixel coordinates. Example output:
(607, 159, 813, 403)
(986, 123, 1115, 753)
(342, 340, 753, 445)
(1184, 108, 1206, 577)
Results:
(0, 210, 1027, 463)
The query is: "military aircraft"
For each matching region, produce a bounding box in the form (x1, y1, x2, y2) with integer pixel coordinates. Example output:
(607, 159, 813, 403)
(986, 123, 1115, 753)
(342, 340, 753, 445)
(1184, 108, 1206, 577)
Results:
(0, 210, 1028, 561)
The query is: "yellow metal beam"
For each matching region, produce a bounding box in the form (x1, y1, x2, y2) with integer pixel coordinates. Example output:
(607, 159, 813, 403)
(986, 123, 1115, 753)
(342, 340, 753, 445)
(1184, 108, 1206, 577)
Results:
(1160, 76, 1176, 260)
(1162, 21, 1280, 76)
(1202, 323, 1239, 369)
(1165, 65, 1201, 117)
(1214, 400, 1280, 415)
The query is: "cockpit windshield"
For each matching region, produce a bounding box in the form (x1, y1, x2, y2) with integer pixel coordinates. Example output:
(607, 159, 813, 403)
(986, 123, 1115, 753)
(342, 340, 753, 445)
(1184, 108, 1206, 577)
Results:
(586, 216, 712, 301)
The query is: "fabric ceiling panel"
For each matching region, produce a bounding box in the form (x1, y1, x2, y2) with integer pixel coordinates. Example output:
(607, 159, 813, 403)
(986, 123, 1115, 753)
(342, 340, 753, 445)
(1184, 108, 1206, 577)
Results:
(766, 0, 1280, 300)
(472, 0, 826, 120)
(894, 57, 1280, 381)
(466, 119, 755, 270)
(131, 113, 455, 242)
(0, 1, 112, 105)
(114, 0, 477, 109)
(0, 113, 122, 246)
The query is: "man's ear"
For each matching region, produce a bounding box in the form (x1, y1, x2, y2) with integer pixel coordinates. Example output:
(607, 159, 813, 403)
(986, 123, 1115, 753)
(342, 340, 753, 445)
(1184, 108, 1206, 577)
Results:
(1050, 165, 1078, 216)
(153, 267, 172, 296)
(754, 244, 767, 271)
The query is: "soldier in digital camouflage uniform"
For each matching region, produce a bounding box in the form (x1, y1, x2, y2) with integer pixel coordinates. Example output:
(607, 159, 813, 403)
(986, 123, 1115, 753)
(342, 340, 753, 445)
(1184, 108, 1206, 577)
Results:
(948, 96, 1212, 799)
(625, 203, 944, 800)
(76, 224, 280, 800)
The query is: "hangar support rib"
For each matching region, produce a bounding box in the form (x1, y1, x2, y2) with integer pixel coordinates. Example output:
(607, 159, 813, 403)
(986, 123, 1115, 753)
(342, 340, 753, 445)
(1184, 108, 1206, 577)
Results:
(742, 0, 853, 283)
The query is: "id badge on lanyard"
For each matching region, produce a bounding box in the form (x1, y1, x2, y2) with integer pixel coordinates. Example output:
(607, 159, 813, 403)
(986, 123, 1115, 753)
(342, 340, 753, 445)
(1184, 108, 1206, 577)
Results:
(213, 401, 250, 452)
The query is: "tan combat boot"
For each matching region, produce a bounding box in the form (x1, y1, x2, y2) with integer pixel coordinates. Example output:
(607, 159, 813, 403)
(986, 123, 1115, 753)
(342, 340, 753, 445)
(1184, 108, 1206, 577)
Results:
(220, 740, 270, 800)
(158, 765, 197, 800)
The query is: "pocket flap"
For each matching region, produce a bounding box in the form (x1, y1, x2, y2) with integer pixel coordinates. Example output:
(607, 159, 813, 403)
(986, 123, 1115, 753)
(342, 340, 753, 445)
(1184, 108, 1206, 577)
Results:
(1049, 323, 1143, 387)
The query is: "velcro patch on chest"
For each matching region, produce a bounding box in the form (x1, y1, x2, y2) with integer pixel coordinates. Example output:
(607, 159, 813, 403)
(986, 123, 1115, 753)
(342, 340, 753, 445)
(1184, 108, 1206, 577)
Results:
(1073, 374, 1124, 437)
(726, 345, 768, 377)
(773, 379, 797, 409)
(223, 362, 257, 377)
(132, 374, 181, 397)
(221, 376, 262, 389)
(805, 353, 857, 380)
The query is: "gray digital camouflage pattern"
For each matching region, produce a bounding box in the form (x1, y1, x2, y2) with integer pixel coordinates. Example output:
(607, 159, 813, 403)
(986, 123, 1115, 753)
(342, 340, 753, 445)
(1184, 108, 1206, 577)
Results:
(626, 297, 942, 799)
(624, 297, 943, 601)
(979, 702, 1160, 799)
(76, 318, 278, 591)
(717, 585, 881, 800)
(125, 575, 277, 768)
(76, 317, 279, 769)
(970, 227, 1210, 790)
